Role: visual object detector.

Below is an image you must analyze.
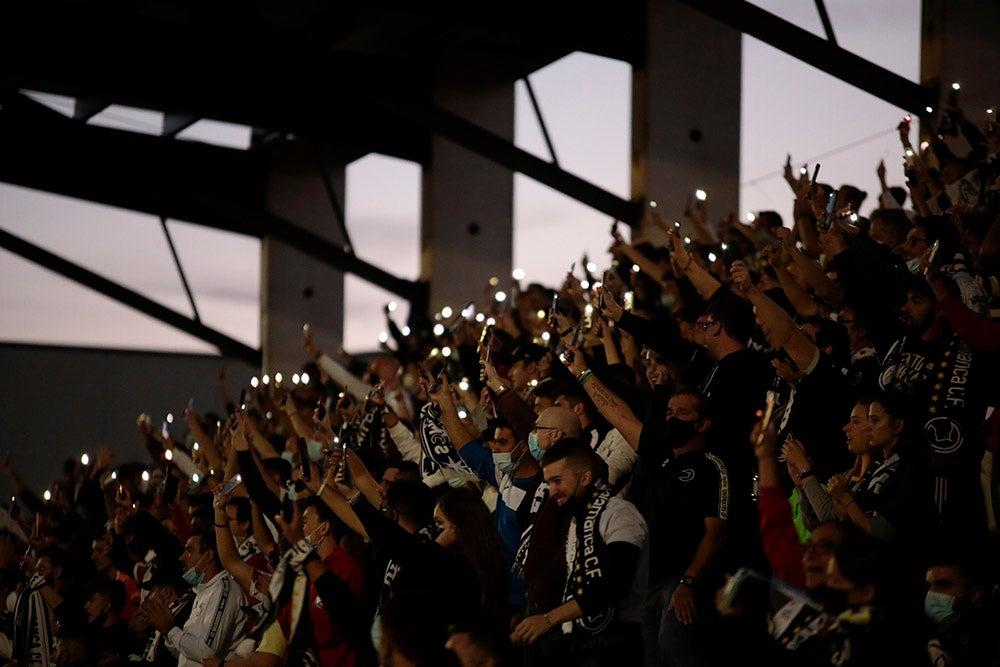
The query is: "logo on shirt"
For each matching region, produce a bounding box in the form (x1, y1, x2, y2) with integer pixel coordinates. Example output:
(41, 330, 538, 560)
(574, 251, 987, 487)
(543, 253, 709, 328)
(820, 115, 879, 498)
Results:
(925, 417, 963, 455)
(679, 468, 695, 482)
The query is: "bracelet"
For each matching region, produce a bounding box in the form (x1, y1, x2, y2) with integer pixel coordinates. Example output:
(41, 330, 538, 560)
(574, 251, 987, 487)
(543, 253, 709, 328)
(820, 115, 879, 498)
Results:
(214, 523, 228, 528)
(844, 499, 856, 511)
(543, 612, 554, 628)
(346, 490, 362, 506)
(578, 370, 594, 386)
(316, 480, 328, 496)
(799, 469, 815, 480)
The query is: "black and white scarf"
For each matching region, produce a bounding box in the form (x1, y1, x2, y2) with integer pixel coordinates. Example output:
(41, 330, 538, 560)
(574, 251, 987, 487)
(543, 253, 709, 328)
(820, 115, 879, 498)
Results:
(562, 485, 615, 634)
(416, 402, 473, 480)
(13, 573, 51, 667)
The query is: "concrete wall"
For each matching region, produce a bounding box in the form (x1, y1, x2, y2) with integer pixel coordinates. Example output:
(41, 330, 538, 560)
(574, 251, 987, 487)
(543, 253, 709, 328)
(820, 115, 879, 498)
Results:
(0, 343, 257, 502)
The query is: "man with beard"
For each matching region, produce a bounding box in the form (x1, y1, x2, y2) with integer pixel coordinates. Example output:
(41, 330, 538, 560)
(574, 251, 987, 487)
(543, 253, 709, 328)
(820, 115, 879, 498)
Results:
(510, 438, 648, 667)
(878, 275, 990, 552)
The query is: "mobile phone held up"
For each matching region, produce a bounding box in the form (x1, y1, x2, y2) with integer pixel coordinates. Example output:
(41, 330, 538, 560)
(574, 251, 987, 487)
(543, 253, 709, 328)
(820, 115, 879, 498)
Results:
(818, 190, 838, 232)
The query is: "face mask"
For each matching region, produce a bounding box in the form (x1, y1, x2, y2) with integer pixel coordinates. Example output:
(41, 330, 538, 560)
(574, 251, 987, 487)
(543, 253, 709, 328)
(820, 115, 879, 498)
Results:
(906, 256, 923, 274)
(182, 553, 207, 586)
(306, 524, 326, 548)
(280, 451, 295, 465)
(528, 433, 545, 461)
(307, 440, 324, 462)
(664, 417, 700, 449)
(924, 590, 957, 625)
(370, 614, 383, 652)
(661, 294, 678, 309)
(493, 450, 522, 477)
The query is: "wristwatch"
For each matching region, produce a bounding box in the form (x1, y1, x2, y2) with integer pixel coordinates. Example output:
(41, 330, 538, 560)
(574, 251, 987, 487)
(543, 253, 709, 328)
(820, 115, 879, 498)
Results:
(679, 575, 697, 587)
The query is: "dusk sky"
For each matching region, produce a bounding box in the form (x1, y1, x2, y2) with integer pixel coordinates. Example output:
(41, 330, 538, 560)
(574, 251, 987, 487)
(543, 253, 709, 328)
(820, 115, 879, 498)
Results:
(0, 1, 921, 365)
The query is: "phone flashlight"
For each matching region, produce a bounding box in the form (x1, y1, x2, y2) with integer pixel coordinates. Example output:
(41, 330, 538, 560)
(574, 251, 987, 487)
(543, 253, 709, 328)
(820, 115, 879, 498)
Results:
(694, 189, 707, 202)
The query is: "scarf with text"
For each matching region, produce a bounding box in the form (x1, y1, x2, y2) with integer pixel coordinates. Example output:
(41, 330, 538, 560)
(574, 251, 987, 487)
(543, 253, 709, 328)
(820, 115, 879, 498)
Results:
(417, 402, 473, 480)
(562, 484, 615, 634)
(13, 573, 51, 667)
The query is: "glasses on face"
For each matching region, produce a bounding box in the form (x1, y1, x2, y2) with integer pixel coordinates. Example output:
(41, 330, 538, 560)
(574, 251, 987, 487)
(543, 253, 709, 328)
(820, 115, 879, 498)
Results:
(532, 425, 560, 433)
(904, 236, 928, 245)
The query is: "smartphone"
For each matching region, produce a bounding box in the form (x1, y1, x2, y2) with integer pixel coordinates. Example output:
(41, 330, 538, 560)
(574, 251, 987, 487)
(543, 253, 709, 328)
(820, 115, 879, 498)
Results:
(215, 475, 243, 497)
(549, 293, 560, 328)
(297, 438, 311, 482)
(623, 291, 634, 312)
(927, 239, 941, 265)
(338, 440, 349, 482)
(161, 420, 170, 440)
(239, 388, 248, 412)
(810, 163, 821, 187)
(818, 190, 838, 232)
(315, 401, 327, 422)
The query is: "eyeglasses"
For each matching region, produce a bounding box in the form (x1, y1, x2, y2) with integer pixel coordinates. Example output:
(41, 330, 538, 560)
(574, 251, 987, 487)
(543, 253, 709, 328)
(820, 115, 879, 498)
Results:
(532, 425, 560, 433)
(904, 236, 928, 245)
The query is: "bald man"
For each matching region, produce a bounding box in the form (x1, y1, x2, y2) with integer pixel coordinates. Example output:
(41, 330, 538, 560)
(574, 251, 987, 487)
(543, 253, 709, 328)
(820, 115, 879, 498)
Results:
(527, 406, 582, 461)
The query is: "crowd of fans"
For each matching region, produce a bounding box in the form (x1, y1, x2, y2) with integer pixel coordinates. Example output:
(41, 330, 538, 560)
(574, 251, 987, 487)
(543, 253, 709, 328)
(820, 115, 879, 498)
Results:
(1, 101, 999, 667)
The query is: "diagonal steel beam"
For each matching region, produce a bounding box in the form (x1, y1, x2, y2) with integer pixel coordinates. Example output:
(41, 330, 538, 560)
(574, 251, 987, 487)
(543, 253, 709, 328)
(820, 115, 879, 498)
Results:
(0, 91, 425, 303)
(381, 99, 644, 226)
(679, 0, 935, 115)
(0, 227, 261, 365)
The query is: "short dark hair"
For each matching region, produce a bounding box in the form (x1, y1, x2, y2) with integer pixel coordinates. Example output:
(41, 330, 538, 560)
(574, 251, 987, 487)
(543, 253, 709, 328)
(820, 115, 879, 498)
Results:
(384, 459, 421, 481)
(671, 388, 711, 423)
(707, 293, 755, 345)
(88, 578, 127, 616)
(869, 208, 911, 239)
(190, 530, 219, 567)
(553, 382, 598, 422)
(540, 437, 605, 479)
(225, 497, 252, 524)
(385, 479, 436, 527)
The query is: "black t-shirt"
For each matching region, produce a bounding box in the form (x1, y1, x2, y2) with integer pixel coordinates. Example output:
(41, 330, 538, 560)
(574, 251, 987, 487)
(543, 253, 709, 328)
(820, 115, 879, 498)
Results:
(776, 351, 856, 481)
(701, 347, 775, 485)
(635, 447, 730, 588)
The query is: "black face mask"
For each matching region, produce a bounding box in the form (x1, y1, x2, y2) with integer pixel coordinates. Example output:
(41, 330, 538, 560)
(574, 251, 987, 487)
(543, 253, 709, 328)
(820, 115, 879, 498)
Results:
(811, 585, 852, 614)
(664, 417, 701, 450)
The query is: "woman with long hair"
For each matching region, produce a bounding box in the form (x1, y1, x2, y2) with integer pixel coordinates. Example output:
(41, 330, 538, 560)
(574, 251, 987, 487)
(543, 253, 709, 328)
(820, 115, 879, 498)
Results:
(783, 396, 875, 531)
(824, 389, 934, 599)
(433, 488, 509, 630)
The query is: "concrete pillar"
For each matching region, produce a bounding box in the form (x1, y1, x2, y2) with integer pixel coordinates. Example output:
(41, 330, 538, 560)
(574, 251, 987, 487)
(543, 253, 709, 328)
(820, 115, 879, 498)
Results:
(261, 140, 347, 376)
(921, 0, 1000, 153)
(631, 0, 742, 241)
(421, 82, 515, 315)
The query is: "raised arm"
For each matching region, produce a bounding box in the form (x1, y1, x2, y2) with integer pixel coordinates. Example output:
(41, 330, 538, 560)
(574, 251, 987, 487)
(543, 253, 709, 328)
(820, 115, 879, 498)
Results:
(559, 342, 642, 449)
(729, 260, 819, 372)
(667, 229, 721, 300)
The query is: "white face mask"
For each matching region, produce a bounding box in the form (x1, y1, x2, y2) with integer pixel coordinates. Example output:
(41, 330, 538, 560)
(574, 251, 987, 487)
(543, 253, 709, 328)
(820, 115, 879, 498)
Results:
(906, 256, 923, 274)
